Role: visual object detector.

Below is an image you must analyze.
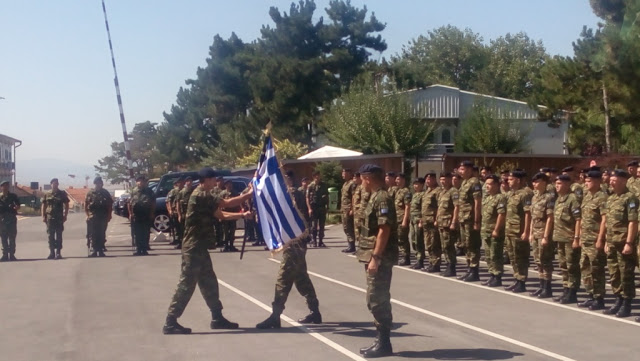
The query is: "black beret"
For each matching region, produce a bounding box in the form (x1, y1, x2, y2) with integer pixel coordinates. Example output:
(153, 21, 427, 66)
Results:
(424, 170, 437, 177)
(612, 169, 630, 178)
(510, 170, 526, 179)
(93, 176, 103, 184)
(485, 175, 500, 183)
(385, 171, 396, 177)
(472, 165, 479, 172)
(354, 172, 360, 177)
(589, 166, 601, 172)
(198, 167, 217, 179)
(50, 178, 59, 184)
(413, 177, 425, 184)
(184, 176, 193, 181)
(301, 177, 309, 182)
(285, 170, 294, 178)
(0, 180, 9, 186)
(460, 160, 474, 168)
(540, 167, 551, 173)
(500, 170, 510, 175)
(135, 175, 146, 181)
(531, 172, 549, 183)
(360, 164, 384, 175)
(581, 168, 590, 174)
(548, 168, 558, 173)
(562, 166, 574, 173)
(440, 172, 453, 178)
(586, 170, 602, 179)
(396, 173, 406, 179)
(481, 166, 492, 172)
(556, 174, 572, 182)
(627, 160, 639, 167)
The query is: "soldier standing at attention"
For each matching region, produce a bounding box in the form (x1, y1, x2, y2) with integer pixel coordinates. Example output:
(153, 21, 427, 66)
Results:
(385, 172, 398, 200)
(453, 161, 483, 282)
(480, 175, 506, 287)
(436, 173, 458, 277)
(420, 172, 441, 272)
(163, 168, 252, 334)
(306, 170, 328, 248)
(601, 170, 612, 195)
(599, 170, 638, 318)
(85, 177, 113, 257)
(552, 174, 582, 304)
(176, 177, 194, 249)
(256, 171, 322, 329)
(503, 170, 533, 293)
(451, 172, 464, 256)
(221, 180, 240, 252)
(409, 178, 425, 269)
(395, 174, 412, 266)
(356, 164, 397, 358)
(0, 180, 20, 261)
(341, 168, 357, 253)
(41, 178, 70, 260)
(353, 174, 370, 243)
(528, 173, 556, 298)
(626, 161, 639, 195)
(577, 170, 608, 310)
(166, 177, 184, 247)
(128, 175, 156, 256)
(296, 177, 311, 246)
(562, 166, 584, 203)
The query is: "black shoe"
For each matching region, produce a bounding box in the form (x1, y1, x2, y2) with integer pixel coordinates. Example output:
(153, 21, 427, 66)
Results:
(537, 280, 553, 299)
(399, 257, 411, 266)
(175, 244, 182, 249)
(578, 295, 595, 308)
(488, 275, 503, 288)
(512, 280, 527, 293)
(362, 328, 393, 358)
(635, 316, 640, 323)
(463, 267, 479, 282)
(410, 260, 424, 270)
(342, 243, 356, 253)
(298, 311, 322, 324)
(221, 246, 231, 253)
(604, 296, 624, 315)
(615, 298, 632, 318)
(47, 250, 56, 260)
(55, 250, 62, 260)
(317, 242, 327, 248)
(504, 282, 517, 291)
(589, 297, 605, 311)
(553, 288, 569, 302)
(441, 264, 456, 277)
(360, 339, 379, 355)
(426, 264, 441, 273)
(559, 288, 578, 304)
(457, 269, 471, 280)
(88, 252, 98, 258)
(97, 250, 106, 257)
(9, 254, 16, 261)
(481, 275, 494, 286)
(256, 314, 281, 329)
(141, 250, 149, 256)
(211, 313, 239, 329)
(133, 249, 143, 256)
(163, 316, 192, 335)
(0, 254, 8, 262)
(529, 281, 544, 297)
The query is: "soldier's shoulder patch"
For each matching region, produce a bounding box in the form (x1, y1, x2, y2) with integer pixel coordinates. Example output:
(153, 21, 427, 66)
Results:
(452, 193, 459, 200)
(497, 202, 505, 208)
(630, 201, 637, 209)
(573, 208, 581, 214)
(524, 199, 532, 206)
(473, 183, 482, 191)
(380, 207, 389, 214)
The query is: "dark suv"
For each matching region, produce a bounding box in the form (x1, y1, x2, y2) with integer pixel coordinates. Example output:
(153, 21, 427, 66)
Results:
(152, 171, 250, 232)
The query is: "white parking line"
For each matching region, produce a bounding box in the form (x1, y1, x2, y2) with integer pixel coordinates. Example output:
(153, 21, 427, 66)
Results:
(268, 258, 576, 361)
(218, 279, 367, 361)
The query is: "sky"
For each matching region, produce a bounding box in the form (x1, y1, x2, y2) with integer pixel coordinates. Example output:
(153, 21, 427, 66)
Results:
(0, 0, 601, 185)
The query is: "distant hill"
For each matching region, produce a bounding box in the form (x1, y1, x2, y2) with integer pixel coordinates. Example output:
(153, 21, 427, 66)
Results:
(16, 158, 96, 188)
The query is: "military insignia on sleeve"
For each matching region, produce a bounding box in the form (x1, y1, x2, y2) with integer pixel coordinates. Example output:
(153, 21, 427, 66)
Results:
(452, 194, 459, 200)
(381, 208, 388, 214)
(525, 199, 531, 206)
(630, 202, 637, 209)
(473, 184, 481, 191)
(497, 203, 505, 208)
(573, 209, 581, 214)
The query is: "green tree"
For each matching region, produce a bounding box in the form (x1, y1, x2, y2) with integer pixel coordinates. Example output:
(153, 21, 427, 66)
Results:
(455, 104, 529, 154)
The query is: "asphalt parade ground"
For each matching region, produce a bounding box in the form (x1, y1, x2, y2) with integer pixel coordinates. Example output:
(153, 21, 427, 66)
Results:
(1, 213, 638, 361)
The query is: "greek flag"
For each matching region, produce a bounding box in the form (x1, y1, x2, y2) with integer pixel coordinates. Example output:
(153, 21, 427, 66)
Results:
(253, 135, 307, 250)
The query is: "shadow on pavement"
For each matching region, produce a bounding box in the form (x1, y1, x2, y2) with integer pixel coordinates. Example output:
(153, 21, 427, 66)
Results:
(395, 348, 524, 360)
(304, 321, 419, 339)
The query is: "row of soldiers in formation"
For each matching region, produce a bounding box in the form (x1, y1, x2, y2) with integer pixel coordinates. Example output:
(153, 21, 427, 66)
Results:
(338, 160, 640, 323)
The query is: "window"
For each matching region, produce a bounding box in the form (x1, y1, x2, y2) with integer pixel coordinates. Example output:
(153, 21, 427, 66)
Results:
(441, 129, 451, 143)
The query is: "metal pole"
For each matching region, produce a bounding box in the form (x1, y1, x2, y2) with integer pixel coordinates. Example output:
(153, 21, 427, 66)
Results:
(101, 0, 134, 186)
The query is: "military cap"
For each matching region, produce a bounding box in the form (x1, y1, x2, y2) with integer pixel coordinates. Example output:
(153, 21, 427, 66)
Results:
(424, 170, 437, 177)
(548, 168, 558, 173)
(360, 164, 384, 175)
(460, 160, 474, 168)
(500, 170, 510, 175)
(586, 170, 602, 179)
(481, 166, 493, 172)
(485, 174, 500, 183)
(301, 177, 309, 182)
(510, 170, 526, 179)
(184, 176, 193, 181)
(354, 172, 360, 177)
(540, 167, 551, 173)
(589, 166, 601, 172)
(627, 160, 639, 167)
(50, 178, 59, 184)
(556, 174, 572, 182)
(611, 169, 630, 178)
(342, 168, 353, 172)
(135, 175, 146, 181)
(562, 166, 574, 173)
(385, 171, 396, 177)
(413, 177, 425, 184)
(198, 167, 217, 179)
(0, 180, 9, 186)
(531, 172, 549, 183)
(440, 172, 453, 178)
(93, 176, 103, 184)
(285, 170, 294, 178)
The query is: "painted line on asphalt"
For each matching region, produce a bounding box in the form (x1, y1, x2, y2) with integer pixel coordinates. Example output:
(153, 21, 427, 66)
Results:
(218, 279, 367, 361)
(345, 254, 640, 328)
(268, 258, 576, 361)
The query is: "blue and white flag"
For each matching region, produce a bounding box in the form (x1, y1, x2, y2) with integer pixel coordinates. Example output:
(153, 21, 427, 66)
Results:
(253, 135, 307, 251)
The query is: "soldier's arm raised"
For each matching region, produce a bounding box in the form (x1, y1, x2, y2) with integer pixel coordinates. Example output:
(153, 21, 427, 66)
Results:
(219, 188, 252, 209)
(214, 208, 251, 221)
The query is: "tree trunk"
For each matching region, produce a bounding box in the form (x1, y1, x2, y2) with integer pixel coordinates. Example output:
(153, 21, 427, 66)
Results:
(602, 81, 611, 153)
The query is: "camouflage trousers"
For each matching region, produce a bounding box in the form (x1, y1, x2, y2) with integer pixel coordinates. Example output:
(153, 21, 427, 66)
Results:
(506, 235, 529, 281)
(310, 210, 326, 242)
(167, 248, 223, 318)
(532, 236, 555, 281)
(354, 216, 363, 244)
(423, 222, 441, 267)
(607, 242, 637, 299)
(213, 219, 224, 247)
(438, 227, 456, 266)
(0, 219, 17, 254)
(397, 223, 410, 259)
(272, 241, 319, 313)
(223, 221, 236, 247)
(580, 243, 607, 298)
(557, 241, 581, 289)
(342, 212, 355, 244)
(46, 218, 64, 250)
(459, 222, 481, 268)
(365, 259, 394, 331)
(87, 217, 108, 252)
(482, 234, 504, 276)
(410, 218, 424, 261)
(131, 218, 150, 251)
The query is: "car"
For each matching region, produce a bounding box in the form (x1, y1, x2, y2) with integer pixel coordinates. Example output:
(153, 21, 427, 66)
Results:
(114, 193, 130, 218)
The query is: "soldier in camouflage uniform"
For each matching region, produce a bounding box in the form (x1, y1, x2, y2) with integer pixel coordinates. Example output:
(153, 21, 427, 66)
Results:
(627, 161, 640, 281)
(601, 170, 612, 195)
(395, 174, 412, 265)
(176, 177, 194, 249)
(0, 180, 20, 261)
(212, 177, 225, 248)
(296, 177, 310, 246)
(41, 178, 70, 260)
(220, 180, 241, 252)
(453, 161, 483, 282)
(480, 175, 507, 287)
(562, 166, 584, 204)
(553, 174, 582, 304)
(577, 170, 608, 310)
(353, 175, 370, 243)
(421, 172, 441, 272)
(409, 178, 425, 269)
(306, 171, 328, 247)
(341, 168, 357, 253)
(504, 170, 533, 293)
(385, 171, 398, 200)
(436, 173, 458, 277)
(128, 175, 156, 256)
(356, 164, 397, 358)
(163, 168, 252, 335)
(85, 177, 113, 257)
(600, 170, 638, 319)
(528, 173, 556, 298)
(166, 177, 184, 247)
(256, 171, 322, 329)
(451, 172, 464, 256)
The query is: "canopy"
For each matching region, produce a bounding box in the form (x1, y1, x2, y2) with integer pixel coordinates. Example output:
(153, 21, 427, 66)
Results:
(297, 145, 362, 160)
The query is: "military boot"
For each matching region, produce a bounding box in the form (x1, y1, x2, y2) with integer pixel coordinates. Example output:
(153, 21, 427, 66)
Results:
(578, 294, 594, 308)
(0, 253, 8, 262)
(635, 316, 640, 323)
(162, 316, 192, 334)
(604, 296, 624, 315)
(88, 251, 98, 258)
(55, 249, 62, 259)
(8, 253, 16, 261)
(211, 309, 239, 329)
(512, 280, 527, 293)
(362, 327, 393, 358)
(399, 255, 410, 266)
(409, 259, 424, 270)
(589, 297, 605, 311)
(553, 288, 569, 302)
(256, 313, 281, 329)
(488, 274, 502, 288)
(537, 280, 553, 299)
(529, 280, 544, 297)
(457, 268, 471, 280)
(615, 298, 632, 318)
(341, 242, 356, 253)
(481, 275, 494, 286)
(463, 267, 480, 282)
(504, 282, 517, 291)
(426, 264, 441, 273)
(97, 250, 106, 257)
(298, 307, 322, 324)
(47, 249, 56, 260)
(360, 335, 379, 355)
(441, 263, 456, 277)
(560, 288, 578, 304)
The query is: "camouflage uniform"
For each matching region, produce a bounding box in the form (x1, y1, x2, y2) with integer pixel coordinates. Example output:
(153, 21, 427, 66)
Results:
(481, 192, 507, 276)
(579, 189, 607, 299)
(505, 188, 533, 281)
(603, 189, 638, 300)
(211, 186, 224, 247)
(457, 177, 482, 268)
(85, 188, 113, 253)
(341, 179, 357, 246)
(0, 191, 20, 258)
(553, 192, 582, 290)
(356, 188, 398, 333)
(166, 185, 183, 243)
(353, 184, 370, 241)
(530, 190, 556, 281)
(129, 186, 155, 253)
(437, 187, 458, 268)
(409, 189, 424, 263)
(41, 189, 70, 252)
(421, 186, 441, 268)
(395, 186, 412, 262)
(571, 183, 584, 204)
(306, 180, 328, 245)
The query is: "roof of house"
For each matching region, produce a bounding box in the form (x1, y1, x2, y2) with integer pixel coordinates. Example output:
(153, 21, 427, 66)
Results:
(14, 184, 43, 198)
(0, 133, 21, 145)
(64, 186, 91, 204)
